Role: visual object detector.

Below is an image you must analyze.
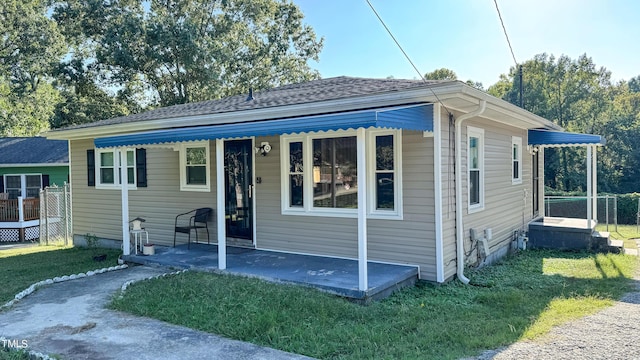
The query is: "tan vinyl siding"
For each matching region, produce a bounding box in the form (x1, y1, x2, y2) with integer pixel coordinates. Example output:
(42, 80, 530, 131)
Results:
(70, 139, 217, 246)
(71, 129, 437, 279)
(460, 119, 532, 264)
(255, 131, 436, 280)
(439, 110, 538, 280)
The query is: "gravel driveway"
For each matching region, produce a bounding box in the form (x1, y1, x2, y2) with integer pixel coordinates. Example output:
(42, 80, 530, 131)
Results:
(471, 272, 640, 359)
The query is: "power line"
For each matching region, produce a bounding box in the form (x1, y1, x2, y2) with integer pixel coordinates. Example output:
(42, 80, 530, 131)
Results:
(493, 0, 524, 107)
(365, 0, 452, 116)
(493, 0, 518, 66)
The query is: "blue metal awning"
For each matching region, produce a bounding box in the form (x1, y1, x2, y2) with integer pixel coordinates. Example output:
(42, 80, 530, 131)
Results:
(528, 129, 606, 147)
(95, 104, 433, 148)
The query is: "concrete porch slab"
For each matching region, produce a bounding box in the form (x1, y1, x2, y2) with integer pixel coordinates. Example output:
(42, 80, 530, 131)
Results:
(123, 243, 419, 301)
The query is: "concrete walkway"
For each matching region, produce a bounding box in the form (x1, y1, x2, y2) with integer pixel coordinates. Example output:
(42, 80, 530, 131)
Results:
(0, 265, 313, 360)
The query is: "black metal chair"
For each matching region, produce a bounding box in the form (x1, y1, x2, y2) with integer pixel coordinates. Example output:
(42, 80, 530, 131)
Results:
(173, 208, 213, 248)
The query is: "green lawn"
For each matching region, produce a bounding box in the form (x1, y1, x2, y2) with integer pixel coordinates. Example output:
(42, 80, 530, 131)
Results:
(0, 245, 121, 304)
(0, 348, 29, 360)
(597, 223, 640, 249)
(110, 250, 639, 360)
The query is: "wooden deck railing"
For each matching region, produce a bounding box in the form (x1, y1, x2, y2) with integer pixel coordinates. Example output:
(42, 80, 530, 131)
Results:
(23, 198, 40, 221)
(0, 198, 40, 222)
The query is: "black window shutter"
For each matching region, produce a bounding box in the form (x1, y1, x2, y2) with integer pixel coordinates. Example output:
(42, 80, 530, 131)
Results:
(42, 175, 50, 188)
(136, 148, 147, 187)
(87, 149, 95, 187)
(0, 176, 4, 193)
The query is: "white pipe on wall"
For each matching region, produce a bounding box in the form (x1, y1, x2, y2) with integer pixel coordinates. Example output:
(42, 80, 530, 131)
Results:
(454, 100, 486, 284)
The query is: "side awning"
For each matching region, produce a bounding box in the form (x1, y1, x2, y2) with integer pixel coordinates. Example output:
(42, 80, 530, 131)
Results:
(95, 104, 433, 148)
(528, 129, 606, 147)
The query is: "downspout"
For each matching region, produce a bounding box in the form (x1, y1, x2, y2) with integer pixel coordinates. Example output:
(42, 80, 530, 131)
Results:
(454, 100, 487, 284)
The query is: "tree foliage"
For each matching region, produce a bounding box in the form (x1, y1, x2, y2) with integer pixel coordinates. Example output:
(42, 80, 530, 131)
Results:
(424, 67, 484, 90)
(489, 53, 640, 193)
(0, 0, 322, 133)
(424, 68, 458, 81)
(53, 0, 323, 107)
(0, 0, 65, 136)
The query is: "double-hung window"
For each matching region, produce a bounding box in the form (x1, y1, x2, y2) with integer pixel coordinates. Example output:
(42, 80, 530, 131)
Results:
(512, 136, 522, 184)
(2, 174, 42, 199)
(25, 175, 42, 198)
(312, 136, 358, 209)
(281, 129, 402, 219)
(368, 130, 402, 216)
(288, 140, 304, 207)
(96, 149, 136, 189)
(467, 126, 484, 211)
(179, 141, 210, 192)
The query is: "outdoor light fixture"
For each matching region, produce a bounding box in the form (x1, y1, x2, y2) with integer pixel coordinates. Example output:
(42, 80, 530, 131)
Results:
(256, 142, 272, 156)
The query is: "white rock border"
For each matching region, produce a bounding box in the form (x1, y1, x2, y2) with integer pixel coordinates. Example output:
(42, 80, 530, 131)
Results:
(1, 264, 129, 311)
(117, 269, 189, 298)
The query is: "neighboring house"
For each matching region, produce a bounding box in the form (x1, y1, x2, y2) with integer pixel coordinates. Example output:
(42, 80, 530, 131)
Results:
(46, 77, 603, 287)
(0, 137, 69, 241)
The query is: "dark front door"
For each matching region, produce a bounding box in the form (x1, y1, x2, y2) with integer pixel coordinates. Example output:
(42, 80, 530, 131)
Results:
(532, 152, 540, 216)
(224, 139, 253, 241)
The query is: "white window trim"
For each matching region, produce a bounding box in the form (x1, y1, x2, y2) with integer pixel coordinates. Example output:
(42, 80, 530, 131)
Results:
(179, 141, 211, 192)
(95, 148, 137, 190)
(467, 126, 484, 213)
(281, 135, 307, 214)
(3, 174, 42, 198)
(512, 136, 523, 184)
(280, 129, 403, 219)
(367, 129, 403, 219)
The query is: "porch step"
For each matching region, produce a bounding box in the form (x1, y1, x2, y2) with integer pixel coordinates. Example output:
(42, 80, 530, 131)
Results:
(591, 231, 622, 253)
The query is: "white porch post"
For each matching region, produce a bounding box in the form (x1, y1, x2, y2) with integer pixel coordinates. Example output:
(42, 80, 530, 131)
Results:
(592, 145, 598, 225)
(216, 139, 226, 270)
(586, 146, 593, 228)
(120, 148, 131, 255)
(356, 128, 368, 291)
(540, 148, 546, 217)
(17, 196, 24, 222)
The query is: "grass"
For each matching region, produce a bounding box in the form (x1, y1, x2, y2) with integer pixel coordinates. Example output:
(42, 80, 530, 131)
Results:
(597, 223, 640, 249)
(110, 250, 639, 360)
(0, 244, 121, 304)
(0, 348, 29, 360)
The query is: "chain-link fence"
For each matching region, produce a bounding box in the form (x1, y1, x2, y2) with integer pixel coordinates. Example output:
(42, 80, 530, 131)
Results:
(544, 195, 617, 231)
(39, 183, 72, 245)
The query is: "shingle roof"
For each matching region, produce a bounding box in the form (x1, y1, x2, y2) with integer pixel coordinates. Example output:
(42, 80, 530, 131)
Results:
(62, 76, 447, 130)
(0, 137, 68, 165)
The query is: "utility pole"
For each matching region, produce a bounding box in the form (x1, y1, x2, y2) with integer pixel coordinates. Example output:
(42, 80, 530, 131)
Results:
(519, 65, 524, 109)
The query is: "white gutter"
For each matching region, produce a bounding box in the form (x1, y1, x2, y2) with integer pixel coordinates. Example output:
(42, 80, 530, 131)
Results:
(454, 100, 487, 284)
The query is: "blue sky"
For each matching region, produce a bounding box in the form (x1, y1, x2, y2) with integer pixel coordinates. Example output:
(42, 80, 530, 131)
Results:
(294, 0, 639, 88)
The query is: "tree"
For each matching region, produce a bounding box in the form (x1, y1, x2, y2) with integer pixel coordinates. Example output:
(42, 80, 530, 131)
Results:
(629, 75, 640, 93)
(51, 58, 136, 128)
(488, 53, 614, 192)
(598, 82, 640, 192)
(0, 0, 66, 135)
(424, 68, 484, 90)
(424, 68, 458, 81)
(54, 0, 324, 107)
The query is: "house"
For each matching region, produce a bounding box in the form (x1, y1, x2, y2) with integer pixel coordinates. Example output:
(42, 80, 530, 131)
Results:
(45, 77, 604, 293)
(0, 137, 69, 241)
